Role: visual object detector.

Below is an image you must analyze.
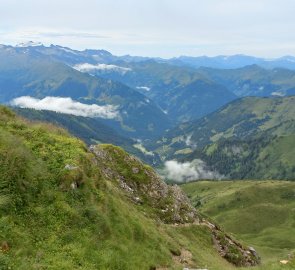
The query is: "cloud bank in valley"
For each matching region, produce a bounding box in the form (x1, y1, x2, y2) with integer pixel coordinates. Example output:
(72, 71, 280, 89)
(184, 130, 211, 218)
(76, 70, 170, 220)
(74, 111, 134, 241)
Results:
(11, 96, 119, 119)
(74, 63, 132, 74)
(136, 86, 151, 91)
(161, 159, 223, 183)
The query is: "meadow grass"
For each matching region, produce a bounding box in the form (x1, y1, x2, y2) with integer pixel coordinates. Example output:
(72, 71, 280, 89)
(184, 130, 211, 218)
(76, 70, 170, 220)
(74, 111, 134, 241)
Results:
(182, 180, 295, 269)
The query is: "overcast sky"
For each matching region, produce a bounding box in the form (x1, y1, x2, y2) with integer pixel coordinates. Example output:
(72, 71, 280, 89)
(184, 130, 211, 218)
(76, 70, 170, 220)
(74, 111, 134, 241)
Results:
(0, 0, 294, 58)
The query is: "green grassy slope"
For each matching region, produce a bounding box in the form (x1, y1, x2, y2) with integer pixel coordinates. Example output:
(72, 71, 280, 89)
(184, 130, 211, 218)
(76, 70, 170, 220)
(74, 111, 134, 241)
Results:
(189, 134, 295, 180)
(151, 96, 295, 179)
(13, 108, 160, 165)
(0, 106, 259, 270)
(182, 180, 295, 269)
(155, 96, 295, 153)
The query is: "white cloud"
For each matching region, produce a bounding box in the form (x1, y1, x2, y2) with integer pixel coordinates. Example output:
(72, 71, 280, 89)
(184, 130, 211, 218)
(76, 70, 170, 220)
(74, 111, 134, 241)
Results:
(271, 91, 285, 97)
(136, 86, 151, 91)
(11, 96, 119, 119)
(160, 159, 223, 182)
(73, 63, 131, 74)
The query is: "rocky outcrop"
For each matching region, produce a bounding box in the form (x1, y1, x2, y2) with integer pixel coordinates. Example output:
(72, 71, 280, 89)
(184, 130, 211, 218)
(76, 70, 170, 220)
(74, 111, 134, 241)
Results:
(90, 144, 199, 224)
(89, 144, 260, 267)
(202, 220, 260, 267)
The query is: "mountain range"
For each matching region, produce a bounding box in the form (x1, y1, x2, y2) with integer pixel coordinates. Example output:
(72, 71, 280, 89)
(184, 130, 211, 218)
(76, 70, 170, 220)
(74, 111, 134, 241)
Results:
(164, 54, 295, 70)
(11, 42, 295, 70)
(0, 42, 294, 181)
(0, 45, 171, 139)
(0, 42, 295, 269)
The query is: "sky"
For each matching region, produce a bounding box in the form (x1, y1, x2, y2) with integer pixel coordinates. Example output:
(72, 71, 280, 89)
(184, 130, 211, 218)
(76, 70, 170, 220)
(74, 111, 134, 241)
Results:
(0, 0, 294, 58)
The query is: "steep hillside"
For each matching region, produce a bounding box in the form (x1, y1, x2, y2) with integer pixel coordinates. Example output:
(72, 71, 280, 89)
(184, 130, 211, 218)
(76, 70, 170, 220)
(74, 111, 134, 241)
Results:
(153, 96, 295, 154)
(13, 108, 160, 165)
(182, 181, 295, 268)
(13, 108, 133, 146)
(197, 65, 295, 97)
(0, 106, 259, 269)
(0, 46, 171, 139)
(192, 134, 295, 180)
(159, 79, 236, 122)
(151, 96, 295, 179)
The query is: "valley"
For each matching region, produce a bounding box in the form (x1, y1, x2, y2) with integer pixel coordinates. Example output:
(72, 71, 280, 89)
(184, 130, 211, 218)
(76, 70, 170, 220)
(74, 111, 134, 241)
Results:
(152, 96, 295, 180)
(0, 42, 294, 270)
(1, 1, 295, 269)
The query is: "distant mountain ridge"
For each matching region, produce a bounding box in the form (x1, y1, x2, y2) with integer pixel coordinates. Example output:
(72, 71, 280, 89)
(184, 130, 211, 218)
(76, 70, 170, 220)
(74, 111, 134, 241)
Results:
(164, 54, 295, 70)
(4, 43, 295, 70)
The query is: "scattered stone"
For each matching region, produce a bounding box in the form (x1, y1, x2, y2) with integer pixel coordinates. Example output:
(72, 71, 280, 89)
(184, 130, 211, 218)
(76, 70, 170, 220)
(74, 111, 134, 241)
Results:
(64, 164, 78, 170)
(70, 182, 77, 190)
(133, 196, 143, 204)
(119, 180, 134, 193)
(206, 221, 216, 229)
(172, 249, 194, 267)
(132, 167, 140, 174)
(1, 241, 9, 252)
(89, 145, 110, 160)
(280, 260, 289, 264)
(89, 145, 95, 152)
(248, 246, 259, 259)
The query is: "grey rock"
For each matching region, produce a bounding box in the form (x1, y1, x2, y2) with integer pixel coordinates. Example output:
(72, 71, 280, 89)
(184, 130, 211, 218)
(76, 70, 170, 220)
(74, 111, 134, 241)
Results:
(132, 167, 139, 174)
(64, 164, 78, 170)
